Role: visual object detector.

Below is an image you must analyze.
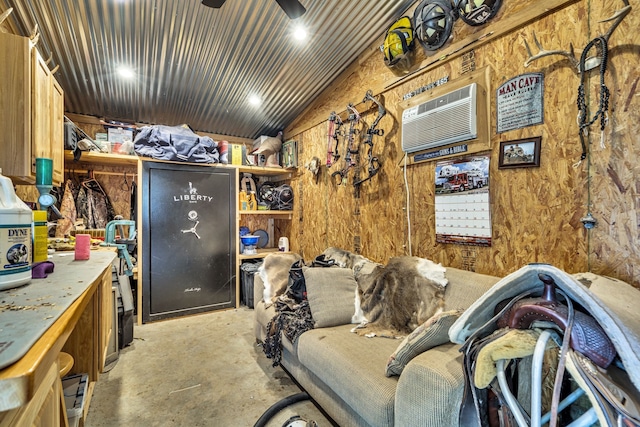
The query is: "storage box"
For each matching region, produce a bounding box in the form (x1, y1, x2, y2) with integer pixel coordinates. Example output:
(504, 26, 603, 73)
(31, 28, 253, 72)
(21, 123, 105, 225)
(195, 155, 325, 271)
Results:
(62, 373, 89, 427)
(252, 135, 270, 152)
(228, 143, 246, 165)
(108, 127, 133, 142)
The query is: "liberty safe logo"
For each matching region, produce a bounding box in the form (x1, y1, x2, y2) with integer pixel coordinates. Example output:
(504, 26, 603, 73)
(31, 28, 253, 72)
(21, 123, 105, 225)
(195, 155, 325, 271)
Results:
(173, 182, 215, 203)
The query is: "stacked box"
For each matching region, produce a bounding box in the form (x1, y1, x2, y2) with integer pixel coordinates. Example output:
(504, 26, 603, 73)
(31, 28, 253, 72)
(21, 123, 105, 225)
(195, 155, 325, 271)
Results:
(228, 143, 246, 165)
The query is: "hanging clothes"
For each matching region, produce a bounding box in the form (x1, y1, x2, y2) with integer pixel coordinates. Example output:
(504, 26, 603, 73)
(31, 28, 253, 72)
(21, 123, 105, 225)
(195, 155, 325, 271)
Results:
(76, 185, 89, 228)
(76, 175, 116, 229)
(130, 180, 137, 222)
(55, 179, 78, 237)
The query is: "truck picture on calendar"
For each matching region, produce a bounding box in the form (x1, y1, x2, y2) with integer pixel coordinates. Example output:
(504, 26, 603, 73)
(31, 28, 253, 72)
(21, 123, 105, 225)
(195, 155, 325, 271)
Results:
(440, 170, 487, 193)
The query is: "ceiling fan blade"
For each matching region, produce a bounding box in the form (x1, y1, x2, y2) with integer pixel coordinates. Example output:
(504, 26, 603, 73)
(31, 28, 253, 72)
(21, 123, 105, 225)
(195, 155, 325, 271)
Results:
(274, 0, 306, 19)
(201, 0, 227, 8)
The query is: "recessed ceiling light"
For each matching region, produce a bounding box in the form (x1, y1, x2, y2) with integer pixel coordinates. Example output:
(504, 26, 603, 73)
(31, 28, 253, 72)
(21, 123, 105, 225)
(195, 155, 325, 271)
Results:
(117, 66, 135, 79)
(249, 95, 262, 106)
(293, 24, 307, 42)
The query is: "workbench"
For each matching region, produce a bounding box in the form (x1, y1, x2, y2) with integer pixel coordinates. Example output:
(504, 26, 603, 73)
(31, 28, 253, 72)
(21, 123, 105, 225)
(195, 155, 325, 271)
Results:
(0, 251, 116, 426)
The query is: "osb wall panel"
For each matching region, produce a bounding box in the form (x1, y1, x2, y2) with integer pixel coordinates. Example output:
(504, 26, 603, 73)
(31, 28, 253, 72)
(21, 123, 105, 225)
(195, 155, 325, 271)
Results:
(285, 0, 640, 287)
(587, 0, 640, 284)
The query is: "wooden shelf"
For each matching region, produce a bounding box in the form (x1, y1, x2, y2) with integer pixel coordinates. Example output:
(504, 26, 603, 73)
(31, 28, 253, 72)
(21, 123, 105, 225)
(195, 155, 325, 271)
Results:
(238, 165, 293, 178)
(239, 210, 292, 218)
(65, 150, 138, 167)
(239, 248, 289, 260)
(65, 151, 296, 176)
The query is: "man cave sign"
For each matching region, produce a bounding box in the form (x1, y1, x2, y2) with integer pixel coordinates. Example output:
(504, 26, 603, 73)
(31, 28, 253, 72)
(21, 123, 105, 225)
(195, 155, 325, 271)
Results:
(496, 72, 544, 133)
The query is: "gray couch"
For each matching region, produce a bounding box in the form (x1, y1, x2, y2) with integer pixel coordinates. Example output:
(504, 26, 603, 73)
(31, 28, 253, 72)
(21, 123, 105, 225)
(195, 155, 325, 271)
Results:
(253, 264, 501, 427)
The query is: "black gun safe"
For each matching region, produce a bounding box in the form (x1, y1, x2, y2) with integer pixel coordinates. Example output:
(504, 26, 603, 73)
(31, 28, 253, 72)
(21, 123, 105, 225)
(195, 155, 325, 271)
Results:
(141, 161, 236, 322)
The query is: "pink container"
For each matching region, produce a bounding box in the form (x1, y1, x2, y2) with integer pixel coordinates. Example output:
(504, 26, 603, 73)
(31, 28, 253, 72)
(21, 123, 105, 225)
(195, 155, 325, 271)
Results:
(74, 234, 91, 260)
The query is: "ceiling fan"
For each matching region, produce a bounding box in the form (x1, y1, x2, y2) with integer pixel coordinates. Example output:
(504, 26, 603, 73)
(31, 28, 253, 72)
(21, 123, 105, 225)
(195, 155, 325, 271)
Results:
(201, 0, 306, 20)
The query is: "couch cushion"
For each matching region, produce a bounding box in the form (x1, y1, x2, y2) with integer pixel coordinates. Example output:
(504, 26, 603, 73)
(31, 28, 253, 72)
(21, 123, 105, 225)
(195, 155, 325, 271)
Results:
(385, 309, 462, 377)
(395, 343, 466, 427)
(442, 267, 500, 311)
(304, 267, 357, 328)
(297, 325, 400, 426)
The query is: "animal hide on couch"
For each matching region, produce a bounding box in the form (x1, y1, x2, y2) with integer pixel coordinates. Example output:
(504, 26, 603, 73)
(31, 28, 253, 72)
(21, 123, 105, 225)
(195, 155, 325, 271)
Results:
(258, 253, 302, 305)
(321, 248, 448, 338)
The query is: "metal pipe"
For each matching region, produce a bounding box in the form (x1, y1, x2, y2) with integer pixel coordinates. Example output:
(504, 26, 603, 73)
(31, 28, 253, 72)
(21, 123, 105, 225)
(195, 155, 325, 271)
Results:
(497, 359, 529, 427)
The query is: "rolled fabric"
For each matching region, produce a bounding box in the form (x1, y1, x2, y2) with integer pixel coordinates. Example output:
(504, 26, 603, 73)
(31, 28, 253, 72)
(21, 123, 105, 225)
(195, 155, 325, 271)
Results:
(74, 234, 91, 260)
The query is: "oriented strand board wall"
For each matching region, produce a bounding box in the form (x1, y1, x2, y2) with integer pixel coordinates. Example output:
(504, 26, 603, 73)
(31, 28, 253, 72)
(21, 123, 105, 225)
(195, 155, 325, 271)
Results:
(586, 1, 640, 284)
(284, 0, 640, 287)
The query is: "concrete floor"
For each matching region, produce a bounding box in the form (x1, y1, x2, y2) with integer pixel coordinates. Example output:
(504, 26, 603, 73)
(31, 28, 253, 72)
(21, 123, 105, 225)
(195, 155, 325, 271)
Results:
(85, 307, 332, 426)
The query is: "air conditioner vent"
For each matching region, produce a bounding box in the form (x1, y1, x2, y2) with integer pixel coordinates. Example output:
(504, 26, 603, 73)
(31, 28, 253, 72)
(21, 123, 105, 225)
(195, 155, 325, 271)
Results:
(402, 83, 477, 153)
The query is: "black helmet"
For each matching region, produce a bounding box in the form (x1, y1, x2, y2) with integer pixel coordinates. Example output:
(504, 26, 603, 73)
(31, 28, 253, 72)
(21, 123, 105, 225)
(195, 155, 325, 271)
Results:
(413, 0, 455, 51)
(454, 0, 502, 26)
(257, 182, 276, 205)
(271, 184, 293, 210)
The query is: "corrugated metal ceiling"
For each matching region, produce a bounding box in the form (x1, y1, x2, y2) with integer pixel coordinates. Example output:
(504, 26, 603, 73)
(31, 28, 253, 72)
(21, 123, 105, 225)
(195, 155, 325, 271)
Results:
(0, 0, 414, 139)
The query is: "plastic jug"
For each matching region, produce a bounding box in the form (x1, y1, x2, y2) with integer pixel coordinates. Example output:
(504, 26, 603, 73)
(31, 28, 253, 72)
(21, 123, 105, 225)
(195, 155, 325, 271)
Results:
(246, 192, 257, 211)
(239, 191, 248, 210)
(0, 170, 32, 290)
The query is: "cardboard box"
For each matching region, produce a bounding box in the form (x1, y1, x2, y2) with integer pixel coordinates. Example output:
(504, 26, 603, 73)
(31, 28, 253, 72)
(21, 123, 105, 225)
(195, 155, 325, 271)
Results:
(228, 143, 246, 165)
(252, 135, 270, 153)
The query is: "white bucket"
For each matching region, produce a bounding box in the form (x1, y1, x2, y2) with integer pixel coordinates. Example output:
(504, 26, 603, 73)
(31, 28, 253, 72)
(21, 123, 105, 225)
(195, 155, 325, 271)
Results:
(0, 170, 32, 290)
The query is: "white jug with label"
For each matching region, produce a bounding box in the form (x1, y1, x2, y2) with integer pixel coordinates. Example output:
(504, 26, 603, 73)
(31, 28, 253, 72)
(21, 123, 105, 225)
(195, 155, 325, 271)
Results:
(0, 169, 32, 290)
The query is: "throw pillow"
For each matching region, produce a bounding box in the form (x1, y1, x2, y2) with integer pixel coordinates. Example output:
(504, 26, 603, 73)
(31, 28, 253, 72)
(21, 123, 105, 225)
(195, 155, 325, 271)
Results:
(385, 309, 462, 377)
(304, 267, 357, 328)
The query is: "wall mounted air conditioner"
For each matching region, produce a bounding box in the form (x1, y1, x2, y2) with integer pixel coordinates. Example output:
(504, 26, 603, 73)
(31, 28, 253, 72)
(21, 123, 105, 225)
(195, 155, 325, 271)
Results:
(401, 83, 477, 153)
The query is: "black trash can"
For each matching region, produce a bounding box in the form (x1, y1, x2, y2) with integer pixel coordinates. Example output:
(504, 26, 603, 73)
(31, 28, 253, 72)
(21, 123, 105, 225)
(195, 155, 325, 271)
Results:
(240, 260, 262, 309)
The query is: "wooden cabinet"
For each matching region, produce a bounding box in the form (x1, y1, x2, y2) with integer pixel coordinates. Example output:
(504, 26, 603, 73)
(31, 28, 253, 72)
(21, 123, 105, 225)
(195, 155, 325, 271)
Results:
(0, 252, 116, 427)
(51, 80, 65, 185)
(0, 32, 64, 186)
(32, 51, 51, 163)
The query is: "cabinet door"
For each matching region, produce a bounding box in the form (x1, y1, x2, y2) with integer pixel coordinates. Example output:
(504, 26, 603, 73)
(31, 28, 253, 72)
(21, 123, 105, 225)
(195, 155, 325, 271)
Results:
(50, 79, 64, 186)
(98, 266, 113, 371)
(0, 33, 31, 181)
(31, 50, 51, 170)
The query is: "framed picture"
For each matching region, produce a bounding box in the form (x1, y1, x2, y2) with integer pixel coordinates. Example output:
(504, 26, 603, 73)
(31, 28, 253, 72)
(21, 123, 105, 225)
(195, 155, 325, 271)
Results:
(281, 140, 298, 169)
(498, 136, 541, 169)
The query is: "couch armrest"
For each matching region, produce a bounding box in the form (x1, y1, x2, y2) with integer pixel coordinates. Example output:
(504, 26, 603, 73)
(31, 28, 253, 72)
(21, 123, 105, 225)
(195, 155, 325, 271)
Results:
(394, 343, 465, 427)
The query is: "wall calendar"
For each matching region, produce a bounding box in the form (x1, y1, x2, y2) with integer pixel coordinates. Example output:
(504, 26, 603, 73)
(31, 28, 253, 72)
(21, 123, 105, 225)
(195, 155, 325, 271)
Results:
(435, 155, 491, 246)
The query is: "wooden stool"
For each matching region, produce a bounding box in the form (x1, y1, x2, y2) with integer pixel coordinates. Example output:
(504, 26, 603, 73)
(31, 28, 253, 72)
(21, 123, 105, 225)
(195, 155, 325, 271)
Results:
(58, 352, 74, 378)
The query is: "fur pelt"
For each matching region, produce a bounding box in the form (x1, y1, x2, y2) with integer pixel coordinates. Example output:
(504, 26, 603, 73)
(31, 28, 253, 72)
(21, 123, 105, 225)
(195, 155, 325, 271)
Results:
(258, 253, 302, 305)
(321, 247, 376, 274)
(354, 256, 448, 338)
(321, 249, 448, 338)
